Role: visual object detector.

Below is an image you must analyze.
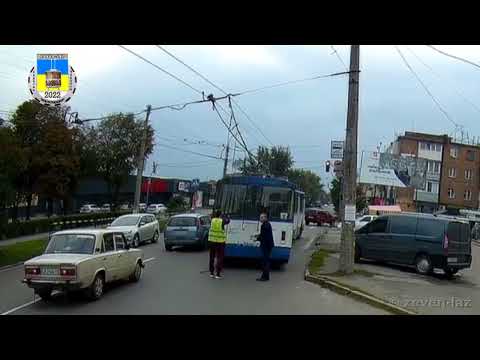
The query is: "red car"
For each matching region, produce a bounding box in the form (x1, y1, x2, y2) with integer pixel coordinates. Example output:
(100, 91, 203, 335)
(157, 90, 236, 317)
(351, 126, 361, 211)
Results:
(305, 208, 336, 226)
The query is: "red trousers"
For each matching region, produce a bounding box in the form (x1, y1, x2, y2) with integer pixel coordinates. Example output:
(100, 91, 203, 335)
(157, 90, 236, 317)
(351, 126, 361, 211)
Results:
(209, 242, 225, 276)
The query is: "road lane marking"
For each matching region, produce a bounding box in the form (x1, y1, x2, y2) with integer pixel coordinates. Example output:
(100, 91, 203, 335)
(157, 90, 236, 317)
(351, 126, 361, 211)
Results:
(1, 299, 40, 316)
(143, 257, 155, 264)
(303, 236, 317, 251)
(0, 263, 24, 273)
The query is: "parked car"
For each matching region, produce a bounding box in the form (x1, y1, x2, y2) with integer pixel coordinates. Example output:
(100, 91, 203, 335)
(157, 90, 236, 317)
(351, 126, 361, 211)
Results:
(305, 208, 336, 226)
(355, 213, 472, 277)
(101, 204, 111, 212)
(146, 203, 167, 215)
(107, 214, 160, 247)
(22, 229, 144, 301)
(164, 213, 211, 251)
(119, 204, 130, 211)
(355, 215, 377, 231)
(80, 204, 100, 214)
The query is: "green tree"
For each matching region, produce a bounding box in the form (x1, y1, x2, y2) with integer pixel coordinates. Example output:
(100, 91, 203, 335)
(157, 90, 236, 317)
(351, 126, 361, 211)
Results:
(287, 168, 324, 206)
(92, 113, 154, 208)
(0, 125, 27, 225)
(34, 117, 81, 216)
(9, 101, 75, 219)
(330, 178, 367, 217)
(240, 146, 293, 177)
(330, 177, 341, 215)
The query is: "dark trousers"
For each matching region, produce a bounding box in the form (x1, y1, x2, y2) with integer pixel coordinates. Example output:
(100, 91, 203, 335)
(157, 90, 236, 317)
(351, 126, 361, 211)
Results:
(261, 246, 272, 280)
(209, 242, 225, 276)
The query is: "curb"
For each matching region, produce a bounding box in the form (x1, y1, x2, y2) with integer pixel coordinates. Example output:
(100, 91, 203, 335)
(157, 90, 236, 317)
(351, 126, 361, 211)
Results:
(0, 261, 24, 272)
(304, 268, 416, 315)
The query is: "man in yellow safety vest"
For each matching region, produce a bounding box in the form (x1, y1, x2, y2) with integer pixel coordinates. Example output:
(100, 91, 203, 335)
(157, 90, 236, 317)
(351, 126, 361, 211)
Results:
(208, 210, 229, 279)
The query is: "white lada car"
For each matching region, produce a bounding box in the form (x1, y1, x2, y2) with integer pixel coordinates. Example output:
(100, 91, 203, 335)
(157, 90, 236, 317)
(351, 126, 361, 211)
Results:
(22, 229, 144, 301)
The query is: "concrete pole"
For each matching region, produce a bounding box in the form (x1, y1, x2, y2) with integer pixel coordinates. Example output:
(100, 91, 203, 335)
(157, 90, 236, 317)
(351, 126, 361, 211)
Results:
(133, 105, 152, 214)
(339, 45, 360, 274)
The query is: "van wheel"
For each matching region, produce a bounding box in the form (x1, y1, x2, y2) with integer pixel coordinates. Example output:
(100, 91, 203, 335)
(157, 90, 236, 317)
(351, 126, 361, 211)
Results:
(165, 244, 172, 251)
(306, 221, 310, 226)
(354, 245, 361, 263)
(151, 231, 159, 243)
(415, 254, 433, 275)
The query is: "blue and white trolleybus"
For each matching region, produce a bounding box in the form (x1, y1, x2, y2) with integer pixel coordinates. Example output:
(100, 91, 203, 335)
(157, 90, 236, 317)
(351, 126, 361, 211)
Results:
(214, 175, 305, 264)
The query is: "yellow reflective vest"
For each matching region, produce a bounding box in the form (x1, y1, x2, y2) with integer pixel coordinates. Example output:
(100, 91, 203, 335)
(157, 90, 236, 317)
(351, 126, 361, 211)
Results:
(208, 217, 226, 243)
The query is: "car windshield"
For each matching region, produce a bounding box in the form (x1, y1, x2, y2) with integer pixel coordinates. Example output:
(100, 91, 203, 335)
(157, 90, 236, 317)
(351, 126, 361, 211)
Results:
(45, 234, 96, 254)
(168, 217, 197, 227)
(111, 216, 140, 226)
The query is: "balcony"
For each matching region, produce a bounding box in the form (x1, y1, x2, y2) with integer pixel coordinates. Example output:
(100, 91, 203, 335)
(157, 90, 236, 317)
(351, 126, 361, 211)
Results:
(425, 172, 440, 182)
(415, 190, 439, 203)
(418, 148, 442, 161)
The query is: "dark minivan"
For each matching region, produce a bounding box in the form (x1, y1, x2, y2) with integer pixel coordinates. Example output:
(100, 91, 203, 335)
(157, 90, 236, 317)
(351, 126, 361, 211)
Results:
(355, 213, 471, 277)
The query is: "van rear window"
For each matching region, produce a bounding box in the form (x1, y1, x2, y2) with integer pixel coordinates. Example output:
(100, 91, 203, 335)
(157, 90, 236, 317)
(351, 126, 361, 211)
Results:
(416, 219, 444, 238)
(447, 222, 470, 243)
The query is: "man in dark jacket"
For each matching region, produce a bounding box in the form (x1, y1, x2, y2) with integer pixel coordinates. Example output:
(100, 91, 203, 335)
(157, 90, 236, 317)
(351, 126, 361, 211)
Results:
(256, 212, 274, 282)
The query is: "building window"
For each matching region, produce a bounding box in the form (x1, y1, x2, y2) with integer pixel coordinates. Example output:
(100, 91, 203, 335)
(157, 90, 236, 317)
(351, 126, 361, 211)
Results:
(420, 142, 426, 150)
(448, 167, 457, 178)
(426, 182, 438, 193)
(466, 150, 475, 161)
(435, 144, 442, 152)
(464, 190, 472, 201)
(465, 169, 473, 180)
(448, 188, 455, 199)
(434, 162, 440, 173)
(450, 146, 458, 158)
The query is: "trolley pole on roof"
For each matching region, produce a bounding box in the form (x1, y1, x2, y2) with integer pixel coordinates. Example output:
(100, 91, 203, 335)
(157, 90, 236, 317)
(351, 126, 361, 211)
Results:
(339, 45, 360, 274)
(133, 105, 152, 214)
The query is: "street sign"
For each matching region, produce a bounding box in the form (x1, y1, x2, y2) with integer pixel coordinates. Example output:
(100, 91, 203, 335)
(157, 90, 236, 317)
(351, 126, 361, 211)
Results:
(331, 141, 344, 159)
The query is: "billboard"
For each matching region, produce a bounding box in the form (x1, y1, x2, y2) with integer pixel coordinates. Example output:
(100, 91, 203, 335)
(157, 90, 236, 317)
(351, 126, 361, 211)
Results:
(359, 151, 427, 189)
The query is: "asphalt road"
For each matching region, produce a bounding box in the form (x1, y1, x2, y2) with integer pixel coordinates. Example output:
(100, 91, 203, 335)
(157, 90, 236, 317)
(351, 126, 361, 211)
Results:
(1, 226, 386, 315)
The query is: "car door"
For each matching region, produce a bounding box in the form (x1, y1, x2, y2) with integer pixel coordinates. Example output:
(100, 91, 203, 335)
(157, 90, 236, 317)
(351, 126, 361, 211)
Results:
(388, 216, 418, 264)
(114, 233, 131, 278)
(101, 233, 120, 282)
(138, 216, 151, 242)
(200, 216, 210, 240)
(361, 217, 390, 260)
(149, 215, 158, 238)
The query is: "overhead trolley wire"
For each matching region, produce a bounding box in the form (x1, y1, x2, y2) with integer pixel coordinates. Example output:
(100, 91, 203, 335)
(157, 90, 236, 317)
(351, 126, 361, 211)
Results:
(394, 45, 460, 129)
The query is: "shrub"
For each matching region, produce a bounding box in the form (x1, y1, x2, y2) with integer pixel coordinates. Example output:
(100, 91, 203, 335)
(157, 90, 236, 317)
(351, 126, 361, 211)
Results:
(0, 211, 131, 240)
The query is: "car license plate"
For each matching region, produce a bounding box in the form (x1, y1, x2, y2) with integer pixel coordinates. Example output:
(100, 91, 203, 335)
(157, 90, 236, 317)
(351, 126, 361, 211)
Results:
(447, 257, 458, 263)
(41, 267, 59, 276)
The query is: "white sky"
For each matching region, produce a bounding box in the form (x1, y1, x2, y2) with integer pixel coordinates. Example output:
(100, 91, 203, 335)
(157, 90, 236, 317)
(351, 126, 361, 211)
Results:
(1, 45, 480, 184)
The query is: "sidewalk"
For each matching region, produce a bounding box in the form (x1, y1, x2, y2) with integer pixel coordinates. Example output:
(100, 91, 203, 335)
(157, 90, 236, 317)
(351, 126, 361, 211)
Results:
(307, 229, 480, 315)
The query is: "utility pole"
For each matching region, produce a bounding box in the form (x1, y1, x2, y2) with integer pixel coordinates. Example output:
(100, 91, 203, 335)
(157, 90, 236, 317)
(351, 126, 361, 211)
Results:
(339, 45, 360, 274)
(133, 105, 152, 214)
(223, 142, 230, 178)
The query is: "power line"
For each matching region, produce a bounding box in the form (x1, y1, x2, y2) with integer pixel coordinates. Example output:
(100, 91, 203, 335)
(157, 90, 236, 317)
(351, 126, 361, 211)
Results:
(331, 45, 348, 71)
(406, 46, 480, 116)
(155, 45, 273, 146)
(156, 143, 224, 160)
(426, 45, 480, 70)
(394, 45, 460, 129)
(118, 45, 203, 95)
(235, 70, 352, 96)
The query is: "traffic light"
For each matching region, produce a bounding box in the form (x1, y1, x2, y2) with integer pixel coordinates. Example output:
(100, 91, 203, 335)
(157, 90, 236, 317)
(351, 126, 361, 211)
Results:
(325, 160, 331, 172)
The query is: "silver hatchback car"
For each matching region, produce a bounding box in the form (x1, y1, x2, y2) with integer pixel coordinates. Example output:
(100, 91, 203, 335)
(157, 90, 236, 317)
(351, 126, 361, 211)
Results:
(164, 213, 211, 251)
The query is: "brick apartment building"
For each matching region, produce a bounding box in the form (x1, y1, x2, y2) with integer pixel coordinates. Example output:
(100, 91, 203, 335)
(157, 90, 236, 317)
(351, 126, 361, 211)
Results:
(387, 131, 480, 212)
